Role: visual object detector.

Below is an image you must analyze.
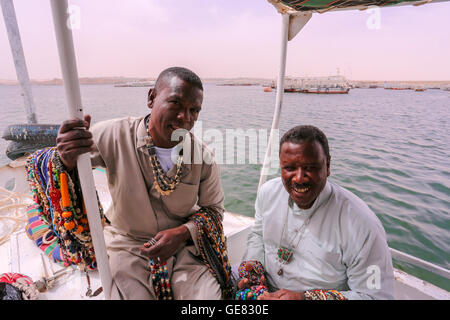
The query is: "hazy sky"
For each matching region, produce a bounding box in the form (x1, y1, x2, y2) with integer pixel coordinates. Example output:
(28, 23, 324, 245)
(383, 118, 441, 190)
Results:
(1, 0, 449, 81)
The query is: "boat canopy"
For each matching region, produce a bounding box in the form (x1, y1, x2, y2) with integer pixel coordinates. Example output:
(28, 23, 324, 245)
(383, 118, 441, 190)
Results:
(269, 0, 446, 13)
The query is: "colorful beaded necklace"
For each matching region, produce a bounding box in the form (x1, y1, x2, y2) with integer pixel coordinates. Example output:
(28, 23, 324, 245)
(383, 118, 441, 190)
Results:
(148, 259, 172, 300)
(191, 207, 233, 298)
(304, 289, 347, 300)
(235, 260, 268, 300)
(277, 198, 315, 276)
(144, 115, 184, 196)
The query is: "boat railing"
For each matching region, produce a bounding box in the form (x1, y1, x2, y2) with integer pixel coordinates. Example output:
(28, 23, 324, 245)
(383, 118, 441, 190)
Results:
(389, 248, 450, 280)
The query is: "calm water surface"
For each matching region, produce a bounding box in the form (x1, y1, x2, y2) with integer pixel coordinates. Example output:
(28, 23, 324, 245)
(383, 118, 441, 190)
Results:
(1, 84, 449, 290)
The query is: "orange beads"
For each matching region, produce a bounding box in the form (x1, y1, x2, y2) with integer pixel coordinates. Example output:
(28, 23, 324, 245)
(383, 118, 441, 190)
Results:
(64, 221, 75, 230)
(60, 173, 71, 208)
(62, 211, 72, 218)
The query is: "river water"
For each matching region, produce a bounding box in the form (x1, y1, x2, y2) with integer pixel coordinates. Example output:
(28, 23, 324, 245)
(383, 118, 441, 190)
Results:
(1, 83, 449, 290)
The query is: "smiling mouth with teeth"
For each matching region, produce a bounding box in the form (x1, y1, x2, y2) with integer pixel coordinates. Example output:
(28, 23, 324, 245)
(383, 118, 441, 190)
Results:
(293, 185, 311, 193)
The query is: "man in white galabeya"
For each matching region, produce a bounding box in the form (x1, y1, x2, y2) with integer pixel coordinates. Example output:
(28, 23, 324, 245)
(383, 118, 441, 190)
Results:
(241, 125, 394, 300)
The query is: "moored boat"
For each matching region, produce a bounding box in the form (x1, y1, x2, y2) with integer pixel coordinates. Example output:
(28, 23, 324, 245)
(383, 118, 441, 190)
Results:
(114, 81, 155, 88)
(299, 86, 349, 94)
(284, 87, 300, 92)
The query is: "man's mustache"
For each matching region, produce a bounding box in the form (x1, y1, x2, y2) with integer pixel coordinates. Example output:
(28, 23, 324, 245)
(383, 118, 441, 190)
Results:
(292, 183, 312, 189)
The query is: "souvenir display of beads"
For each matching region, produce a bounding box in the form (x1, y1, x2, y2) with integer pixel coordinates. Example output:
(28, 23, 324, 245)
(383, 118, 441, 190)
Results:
(235, 260, 268, 300)
(304, 289, 347, 300)
(148, 259, 172, 300)
(145, 116, 184, 196)
(190, 207, 233, 298)
(25, 147, 105, 271)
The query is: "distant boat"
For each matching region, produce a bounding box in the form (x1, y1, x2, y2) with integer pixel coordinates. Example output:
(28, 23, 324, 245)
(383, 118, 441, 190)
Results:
(414, 88, 426, 92)
(300, 86, 349, 94)
(274, 74, 351, 94)
(263, 87, 273, 92)
(114, 81, 155, 87)
(217, 82, 256, 86)
(385, 87, 408, 90)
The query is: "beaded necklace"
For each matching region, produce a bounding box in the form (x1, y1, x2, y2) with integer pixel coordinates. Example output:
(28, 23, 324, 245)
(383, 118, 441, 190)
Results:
(235, 260, 268, 300)
(277, 198, 315, 276)
(144, 115, 184, 196)
(191, 207, 233, 299)
(148, 259, 172, 300)
(304, 289, 347, 300)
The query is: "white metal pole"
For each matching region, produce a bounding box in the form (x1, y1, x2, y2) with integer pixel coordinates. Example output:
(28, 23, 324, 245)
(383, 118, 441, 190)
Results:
(258, 13, 289, 190)
(49, 0, 113, 299)
(1, 0, 37, 124)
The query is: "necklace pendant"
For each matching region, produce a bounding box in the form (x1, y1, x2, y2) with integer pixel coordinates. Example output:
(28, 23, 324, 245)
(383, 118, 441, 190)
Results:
(277, 247, 293, 263)
(277, 268, 283, 276)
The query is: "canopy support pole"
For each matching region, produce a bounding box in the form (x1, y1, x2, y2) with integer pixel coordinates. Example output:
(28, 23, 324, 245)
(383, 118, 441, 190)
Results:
(258, 13, 289, 190)
(258, 12, 312, 190)
(49, 0, 113, 300)
(1, 0, 37, 124)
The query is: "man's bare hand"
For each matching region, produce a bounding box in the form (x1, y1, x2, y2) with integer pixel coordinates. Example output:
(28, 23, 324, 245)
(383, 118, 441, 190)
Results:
(56, 115, 94, 171)
(238, 278, 251, 290)
(257, 289, 303, 300)
(139, 225, 191, 262)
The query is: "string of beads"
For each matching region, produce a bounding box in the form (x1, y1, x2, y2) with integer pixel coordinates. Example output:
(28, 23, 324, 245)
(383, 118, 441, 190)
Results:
(148, 260, 172, 300)
(304, 289, 347, 300)
(190, 207, 233, 298)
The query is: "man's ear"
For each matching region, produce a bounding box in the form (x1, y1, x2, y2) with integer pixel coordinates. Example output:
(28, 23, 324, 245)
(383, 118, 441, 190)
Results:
(147, 88, 155, 109)
(327, 157, 331, 177)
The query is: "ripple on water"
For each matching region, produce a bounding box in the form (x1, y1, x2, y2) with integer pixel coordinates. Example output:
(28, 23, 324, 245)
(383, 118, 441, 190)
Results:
(427, 182, 450, 197)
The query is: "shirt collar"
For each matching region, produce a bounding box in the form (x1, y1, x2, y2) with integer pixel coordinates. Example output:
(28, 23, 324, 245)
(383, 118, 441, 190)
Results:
(290, 180, 332, 216)
(136, 114, 150, 149)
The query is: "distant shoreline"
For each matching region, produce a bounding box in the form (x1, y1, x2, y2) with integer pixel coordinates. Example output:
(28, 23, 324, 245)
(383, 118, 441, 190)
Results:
(1, 77, 449, 88)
